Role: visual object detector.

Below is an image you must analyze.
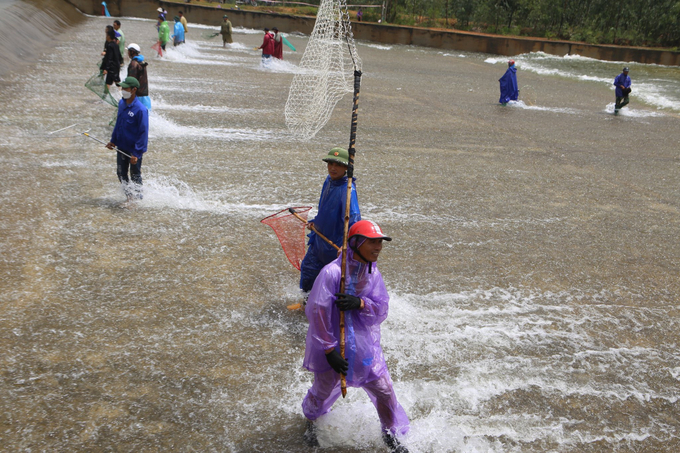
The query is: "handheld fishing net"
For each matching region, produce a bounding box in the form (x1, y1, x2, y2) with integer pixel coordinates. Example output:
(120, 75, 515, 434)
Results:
(261, 207, 312, 270)
(85, 71, 118, 108)
(151, 42, 163, 57)
(284, 0, 362, 139)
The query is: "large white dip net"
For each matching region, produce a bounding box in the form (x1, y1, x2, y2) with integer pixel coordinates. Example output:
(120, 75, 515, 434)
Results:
(285, 0, 362, 140)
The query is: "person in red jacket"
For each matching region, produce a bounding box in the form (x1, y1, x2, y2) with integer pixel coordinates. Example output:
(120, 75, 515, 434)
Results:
(257, 28, 275, 64)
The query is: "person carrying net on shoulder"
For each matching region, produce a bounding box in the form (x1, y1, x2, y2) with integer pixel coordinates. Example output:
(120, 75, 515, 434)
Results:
(300, 148, 361, 294)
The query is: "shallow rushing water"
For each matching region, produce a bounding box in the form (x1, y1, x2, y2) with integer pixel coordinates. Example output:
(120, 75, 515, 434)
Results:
(1, 8, 680, 453)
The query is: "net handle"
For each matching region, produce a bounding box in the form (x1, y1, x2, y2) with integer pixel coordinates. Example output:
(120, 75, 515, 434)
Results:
(338, 69, 362, 399)
(288, 208, 340, 251)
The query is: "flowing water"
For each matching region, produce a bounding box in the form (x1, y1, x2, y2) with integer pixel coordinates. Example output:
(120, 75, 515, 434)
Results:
(1, 4, 680, 452)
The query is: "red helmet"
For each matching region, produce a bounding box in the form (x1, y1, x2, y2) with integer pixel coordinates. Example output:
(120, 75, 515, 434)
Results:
(508, 59, 515, 66)
(348, 220, 392, 241)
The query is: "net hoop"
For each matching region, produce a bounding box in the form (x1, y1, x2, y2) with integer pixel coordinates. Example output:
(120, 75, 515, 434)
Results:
(284, 0, 362, 140)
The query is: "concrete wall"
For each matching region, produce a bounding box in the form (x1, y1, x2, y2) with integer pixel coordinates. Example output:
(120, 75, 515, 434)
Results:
(0, 0, 86, 78)
(67, 0, 680, 66)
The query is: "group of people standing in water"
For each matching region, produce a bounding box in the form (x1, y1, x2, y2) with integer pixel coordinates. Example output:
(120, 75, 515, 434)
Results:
(156, 8, 188, 50)
(257, 27, 287, 62)
(498, 59, 633, 113)
(97, 19, 151, 202)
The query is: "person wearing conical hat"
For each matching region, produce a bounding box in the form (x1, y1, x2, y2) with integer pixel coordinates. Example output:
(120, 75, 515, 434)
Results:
(299, 148, 361, 293)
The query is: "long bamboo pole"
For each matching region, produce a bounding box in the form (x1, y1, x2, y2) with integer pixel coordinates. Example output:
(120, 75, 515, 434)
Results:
(338, 69, 362, 398)
(288, 208, 341, 251)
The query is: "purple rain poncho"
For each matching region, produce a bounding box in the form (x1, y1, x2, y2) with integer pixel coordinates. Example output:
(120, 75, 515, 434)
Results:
(303, 247, 389, 385)
(302, 247, 410, 435)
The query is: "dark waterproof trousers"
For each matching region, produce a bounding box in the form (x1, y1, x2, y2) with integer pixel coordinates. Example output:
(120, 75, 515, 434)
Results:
(299, 250, 325, 293)
(117, 152, 143, 198)
(615, 96, 629, 110)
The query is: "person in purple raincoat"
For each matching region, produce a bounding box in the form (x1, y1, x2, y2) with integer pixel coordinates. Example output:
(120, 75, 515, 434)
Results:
(302, 220, 409, 453)
(613, 66, 632, 113)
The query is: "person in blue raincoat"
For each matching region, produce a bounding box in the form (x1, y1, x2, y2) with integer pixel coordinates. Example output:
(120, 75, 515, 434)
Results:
(499, 59, 519, 105)
(172, 16, 185, 46)
(300, 148, 361, 293)
(613, 66, 632, 112)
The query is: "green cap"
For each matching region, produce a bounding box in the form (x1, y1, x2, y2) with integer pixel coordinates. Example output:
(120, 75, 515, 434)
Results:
(223, 15, 228, 18)
(322, 147, 349, 166)
(117, 76, 140, 89)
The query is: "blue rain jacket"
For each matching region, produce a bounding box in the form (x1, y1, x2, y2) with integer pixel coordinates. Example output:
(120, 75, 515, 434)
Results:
(111, 97, 149, 158)
(300, 175, 360, 291)
(173, 21, 185, 43)
(499, 66, 518, 104)
(613, 73, 631, 97)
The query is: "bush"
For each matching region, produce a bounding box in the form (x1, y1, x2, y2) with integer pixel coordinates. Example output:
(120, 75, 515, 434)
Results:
(363, 9, 380, 22)
(295, 6, 317, 16)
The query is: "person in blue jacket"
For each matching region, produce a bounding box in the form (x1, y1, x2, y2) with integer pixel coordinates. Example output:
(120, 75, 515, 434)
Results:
(106, 76, 149, 201)
(614, 66, 632, 113)
(300, 148, 361, 293)
(499, 59, 519, 105)
(173, 16, 185, 46)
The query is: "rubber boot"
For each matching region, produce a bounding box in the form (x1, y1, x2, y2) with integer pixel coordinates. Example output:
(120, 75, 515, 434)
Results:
(303, 420, 319, 447)
(382, 430, 409, 453)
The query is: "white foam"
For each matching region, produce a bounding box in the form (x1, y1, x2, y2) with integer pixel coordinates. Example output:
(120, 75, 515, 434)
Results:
(255, 57, 301, 73)
(233, 26, 268, 35)
(116, 174, 291, 216)
(159, 41, 236, 66)
(507, 100, 580, 114)
(484, 56, 512, 65)
(632, 83, 679, 110)
(152, 96, 258, 114)
(577, 74, 612, 83)
(604, 103, 665, 117)
(361, 43, 393, 50)
(149, 111, 276, 141)
(41, 160, 88, 168)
